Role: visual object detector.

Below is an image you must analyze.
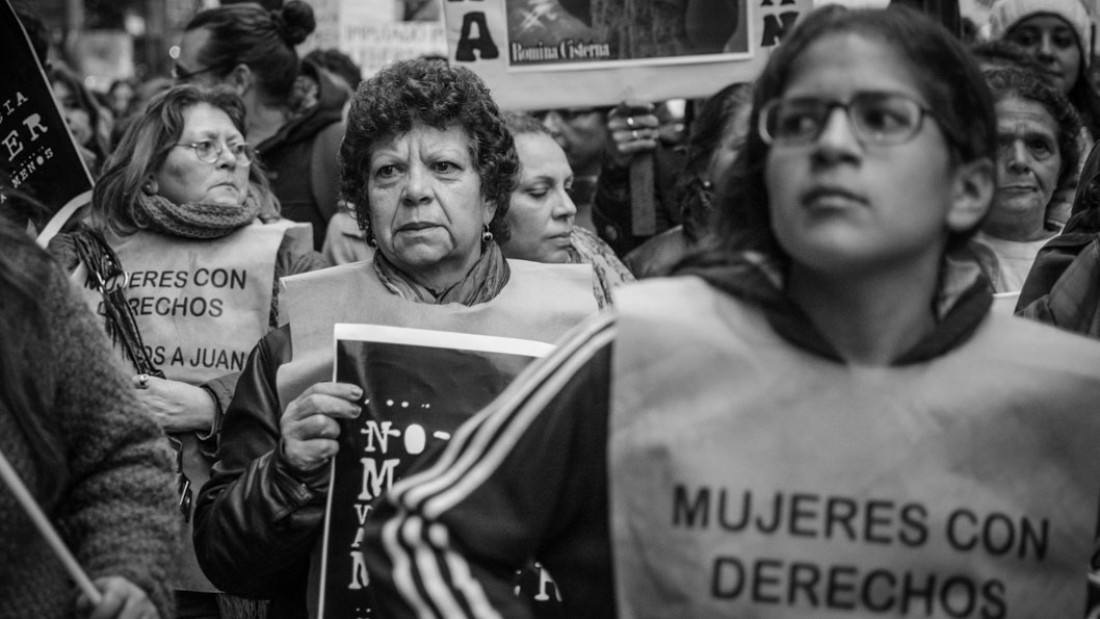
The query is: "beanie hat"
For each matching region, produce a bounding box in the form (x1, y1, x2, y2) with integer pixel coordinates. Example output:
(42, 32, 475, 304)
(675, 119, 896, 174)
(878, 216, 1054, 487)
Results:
(988, 0, 1094, 67)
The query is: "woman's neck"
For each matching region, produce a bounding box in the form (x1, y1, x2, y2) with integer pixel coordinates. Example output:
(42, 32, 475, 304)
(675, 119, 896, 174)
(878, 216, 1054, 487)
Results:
(786, 255, 942, 366)
(245, 98, 290, 146)
(405, 248, 483, 293)
(980, 211, 1051, 242)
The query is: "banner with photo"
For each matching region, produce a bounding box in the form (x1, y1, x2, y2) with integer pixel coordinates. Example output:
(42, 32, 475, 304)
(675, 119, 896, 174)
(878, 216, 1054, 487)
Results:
(443, 0, 812, 109)
(0, 0, 93, 237)
(317, 324, 554, 618)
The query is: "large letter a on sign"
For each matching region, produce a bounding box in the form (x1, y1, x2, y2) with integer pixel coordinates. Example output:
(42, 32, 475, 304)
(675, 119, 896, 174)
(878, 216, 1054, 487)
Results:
(456, 12, 499, 61)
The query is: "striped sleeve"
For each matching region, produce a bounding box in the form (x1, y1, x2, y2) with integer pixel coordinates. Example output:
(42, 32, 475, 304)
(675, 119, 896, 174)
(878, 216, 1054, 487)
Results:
(363, 312, 618, 619)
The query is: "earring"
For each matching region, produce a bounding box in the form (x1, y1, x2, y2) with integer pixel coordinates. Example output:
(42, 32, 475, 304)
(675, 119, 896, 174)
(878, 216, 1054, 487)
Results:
(482, 226, 494, 243)
(142, 182, 156, 195)
(361, 220, 377, 248)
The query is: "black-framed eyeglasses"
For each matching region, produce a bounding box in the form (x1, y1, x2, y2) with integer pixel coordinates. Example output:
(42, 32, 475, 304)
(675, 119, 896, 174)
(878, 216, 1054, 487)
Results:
(174, 140, 252, 165)
(172, 61, 226, 82)
(758, 92, 933, 147)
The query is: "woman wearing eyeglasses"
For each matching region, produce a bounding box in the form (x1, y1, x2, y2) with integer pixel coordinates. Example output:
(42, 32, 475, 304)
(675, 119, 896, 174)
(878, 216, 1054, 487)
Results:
(362, 6, 1100, 618)
(174, 0, 346, 251)
(49, 84, 326, 619)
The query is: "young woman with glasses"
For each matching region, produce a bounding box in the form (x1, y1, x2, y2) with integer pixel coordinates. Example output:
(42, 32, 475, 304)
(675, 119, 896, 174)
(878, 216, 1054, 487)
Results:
(360, 6, 1100, 618)
(48, 84, 327, 619)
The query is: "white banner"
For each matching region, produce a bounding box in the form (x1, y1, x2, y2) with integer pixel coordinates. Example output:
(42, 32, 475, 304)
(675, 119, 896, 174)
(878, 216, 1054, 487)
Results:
(442, 0, 813, 110)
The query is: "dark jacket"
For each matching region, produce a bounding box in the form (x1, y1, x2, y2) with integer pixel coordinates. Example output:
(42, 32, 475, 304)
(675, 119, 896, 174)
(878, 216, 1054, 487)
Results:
(592, 144, 685, 256)
(192, 326, 323, 619)
(1016, 140, 1100, 338)
(257, 65, 346, 250)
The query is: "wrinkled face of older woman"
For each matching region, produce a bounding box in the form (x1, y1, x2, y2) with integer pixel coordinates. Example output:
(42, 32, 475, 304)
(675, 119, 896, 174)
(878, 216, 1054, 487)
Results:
(152, 103, 251, 206)
(989, 96, 1062, 240)
(501, 132, 577, 263)
(367, 122, 496, 288)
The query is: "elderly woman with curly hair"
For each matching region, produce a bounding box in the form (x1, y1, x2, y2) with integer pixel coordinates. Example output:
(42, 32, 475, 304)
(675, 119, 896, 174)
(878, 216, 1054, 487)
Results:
(192, 58, 598, 618)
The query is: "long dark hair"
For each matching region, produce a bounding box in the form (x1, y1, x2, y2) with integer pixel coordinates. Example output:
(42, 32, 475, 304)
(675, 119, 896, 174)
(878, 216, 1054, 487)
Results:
(695, 5, 995, 265)
(0, 223, 65, 504)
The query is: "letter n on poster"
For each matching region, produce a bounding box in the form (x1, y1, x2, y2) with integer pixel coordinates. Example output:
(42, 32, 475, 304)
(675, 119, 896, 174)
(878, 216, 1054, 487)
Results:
(316, 324, 553, 618)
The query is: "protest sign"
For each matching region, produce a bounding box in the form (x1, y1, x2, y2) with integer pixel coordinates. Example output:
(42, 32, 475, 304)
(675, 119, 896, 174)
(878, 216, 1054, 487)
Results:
(74, 221, 311, 385)
(305, 0, 446, 79)
(442, 0, 812, 109)
(318, 324, 553, 618)
(0, 0, 93, 237)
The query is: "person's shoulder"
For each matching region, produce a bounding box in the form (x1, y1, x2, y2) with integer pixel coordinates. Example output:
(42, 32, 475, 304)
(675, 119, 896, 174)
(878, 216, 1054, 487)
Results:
(983, 311, 1100, 366)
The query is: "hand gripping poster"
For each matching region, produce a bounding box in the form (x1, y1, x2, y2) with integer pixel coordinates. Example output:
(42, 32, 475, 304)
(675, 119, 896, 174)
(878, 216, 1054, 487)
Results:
(318, 324, 554, 618)
(443, 0, 811, 109)
(0, 0, 94, 240)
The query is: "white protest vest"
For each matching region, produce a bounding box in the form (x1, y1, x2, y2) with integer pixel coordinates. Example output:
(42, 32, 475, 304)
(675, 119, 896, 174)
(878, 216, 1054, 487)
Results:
(276, 254, 598, 409)
(76, 219, 311, 384)
(610, 277, 1100, 619)
(74, 218, 309, 592)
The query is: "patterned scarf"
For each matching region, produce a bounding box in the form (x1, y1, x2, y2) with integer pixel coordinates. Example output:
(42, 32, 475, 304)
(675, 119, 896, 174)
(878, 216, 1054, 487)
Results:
(373, 241, 511, 306)
(131, 190, 263, 240)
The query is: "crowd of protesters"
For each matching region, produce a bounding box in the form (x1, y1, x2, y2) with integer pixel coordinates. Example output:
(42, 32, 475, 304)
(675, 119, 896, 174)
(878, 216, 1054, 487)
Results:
(6, 0, 1100, 618)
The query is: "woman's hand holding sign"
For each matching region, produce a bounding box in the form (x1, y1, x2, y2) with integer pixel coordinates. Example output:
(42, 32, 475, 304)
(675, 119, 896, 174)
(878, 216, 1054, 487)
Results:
(280, 383, 363, 475)
(605, 101, 660, 168)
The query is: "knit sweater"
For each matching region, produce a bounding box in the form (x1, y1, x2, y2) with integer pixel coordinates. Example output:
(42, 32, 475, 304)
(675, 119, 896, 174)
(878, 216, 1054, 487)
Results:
(0, 249, 180, 619)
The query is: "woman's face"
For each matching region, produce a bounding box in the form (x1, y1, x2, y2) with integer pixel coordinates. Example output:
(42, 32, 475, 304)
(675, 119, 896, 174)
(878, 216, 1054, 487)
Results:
(765, 32, 984, 275)
(1006, 15, 1081, 94)
(367, 122, 495, 287)
(502, 132, 577, 263)
(990, 96, 1062, 235)
(153, 103, 251, 207)
(108, 83, 135, 117)
(51, 80, 93, 147)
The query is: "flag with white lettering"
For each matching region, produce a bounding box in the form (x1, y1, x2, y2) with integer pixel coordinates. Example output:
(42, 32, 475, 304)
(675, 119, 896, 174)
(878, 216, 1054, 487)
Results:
(0, 0, 93, 232)
(318, 324, 553, 618)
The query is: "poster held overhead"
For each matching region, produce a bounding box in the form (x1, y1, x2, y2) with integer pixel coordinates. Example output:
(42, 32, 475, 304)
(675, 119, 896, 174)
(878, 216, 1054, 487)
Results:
(442, 0, 812, 110)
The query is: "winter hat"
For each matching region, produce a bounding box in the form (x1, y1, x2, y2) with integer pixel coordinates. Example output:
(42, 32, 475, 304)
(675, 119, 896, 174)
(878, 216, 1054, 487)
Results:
(988, 0, 1094, 67)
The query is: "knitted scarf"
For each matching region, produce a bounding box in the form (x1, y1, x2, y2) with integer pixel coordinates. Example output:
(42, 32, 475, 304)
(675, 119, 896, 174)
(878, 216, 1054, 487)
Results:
(373, 242, 511, 306)
(131, 191, 263, 240)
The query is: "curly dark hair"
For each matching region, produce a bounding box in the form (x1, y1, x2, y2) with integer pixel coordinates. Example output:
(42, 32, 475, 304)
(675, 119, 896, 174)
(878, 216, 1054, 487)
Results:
(985, 67, 1082, 190)
(340, 58, 519, 244)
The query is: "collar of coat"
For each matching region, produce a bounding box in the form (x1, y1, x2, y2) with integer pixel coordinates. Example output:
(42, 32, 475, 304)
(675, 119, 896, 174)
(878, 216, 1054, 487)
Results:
(675, 244, 994, 366)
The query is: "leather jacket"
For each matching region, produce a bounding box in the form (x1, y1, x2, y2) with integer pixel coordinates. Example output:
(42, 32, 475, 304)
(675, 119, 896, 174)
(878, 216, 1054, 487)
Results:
(192, 325, 327, 619)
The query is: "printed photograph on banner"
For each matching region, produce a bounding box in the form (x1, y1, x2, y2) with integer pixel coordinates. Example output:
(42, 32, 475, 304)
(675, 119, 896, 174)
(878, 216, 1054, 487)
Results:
(505, 0, 750, 69)
(317, 324, 552, 619)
